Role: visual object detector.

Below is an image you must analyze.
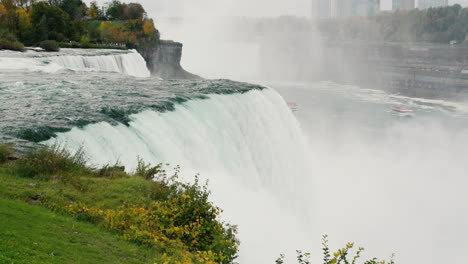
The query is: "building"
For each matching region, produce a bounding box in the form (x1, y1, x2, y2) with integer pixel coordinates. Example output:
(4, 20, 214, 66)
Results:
(312, 0, 332, 18)
(331, 0, 380, 18)
(392, 0, 415, 10)
(418, 0, 448, 9)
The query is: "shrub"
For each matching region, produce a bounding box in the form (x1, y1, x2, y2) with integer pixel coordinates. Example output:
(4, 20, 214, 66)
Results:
(276, 235, 395, 264)
(80, 36, 91, 48)
(95, 163, 126, 178)
(39, 40, 60, 52)
(135, 157, 163, 180)
(11, 145, 89, 179)
(0, 31, 25, 51)
(0, 144, 15, 164)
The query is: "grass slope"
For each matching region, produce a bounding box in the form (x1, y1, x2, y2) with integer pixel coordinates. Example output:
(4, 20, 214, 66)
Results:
(0, 198, 158, 264)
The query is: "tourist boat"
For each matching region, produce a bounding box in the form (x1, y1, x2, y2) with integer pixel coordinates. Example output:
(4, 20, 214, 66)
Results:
(287, 102, 298, 112)
(391, 105, 414, 116)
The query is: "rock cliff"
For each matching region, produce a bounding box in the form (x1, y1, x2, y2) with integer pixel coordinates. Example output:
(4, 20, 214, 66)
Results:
(138, 40, 200, 80)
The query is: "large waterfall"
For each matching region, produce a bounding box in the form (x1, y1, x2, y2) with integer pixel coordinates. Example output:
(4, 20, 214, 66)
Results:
(45, 88, 314, 263)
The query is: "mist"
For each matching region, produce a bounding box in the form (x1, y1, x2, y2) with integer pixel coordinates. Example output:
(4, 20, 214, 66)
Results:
(274, 82, 468, 263)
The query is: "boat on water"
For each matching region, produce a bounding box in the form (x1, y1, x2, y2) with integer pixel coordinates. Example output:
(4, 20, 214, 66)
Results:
(287, 102, 298, 112)
(392, 105, 414, 116)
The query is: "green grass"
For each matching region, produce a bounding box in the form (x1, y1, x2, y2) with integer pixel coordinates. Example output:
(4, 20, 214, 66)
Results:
(0, 167, 168, 212)
(0, 198, 159, 264)
(0, 144, 239, 263)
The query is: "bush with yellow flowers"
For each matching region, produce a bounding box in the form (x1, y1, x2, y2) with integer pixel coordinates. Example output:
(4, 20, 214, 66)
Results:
(65, 163, 238, 264)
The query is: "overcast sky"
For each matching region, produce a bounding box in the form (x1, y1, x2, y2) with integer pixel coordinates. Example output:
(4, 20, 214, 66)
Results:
(85, 0, 468, 18)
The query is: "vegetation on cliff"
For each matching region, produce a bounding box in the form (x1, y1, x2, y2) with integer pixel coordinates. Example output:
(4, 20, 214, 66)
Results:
(0, 144, 238, 263)
(319, 4, 468, 44)
(0, 0, 159, 51)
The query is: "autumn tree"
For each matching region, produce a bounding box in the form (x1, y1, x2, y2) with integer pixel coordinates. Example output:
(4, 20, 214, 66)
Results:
(1, 0, 14, 10)
(16, 7, 33, 44)
(87, 1, 98, 19)
(142, 19, 155, 36)
(0, 4, 6, 21)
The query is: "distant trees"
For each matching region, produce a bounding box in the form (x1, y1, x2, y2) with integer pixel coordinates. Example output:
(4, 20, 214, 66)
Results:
(0, 0, 159, 51)
(59, 0, 87, 19)
(318, 4, 468, 44)
(106, 0, 145, 20)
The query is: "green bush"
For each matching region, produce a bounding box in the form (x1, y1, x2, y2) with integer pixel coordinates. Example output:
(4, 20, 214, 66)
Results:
(39, 40, 60, 52)
(0, 144, 15, 164)
(11, 145, 89, 179)
(0, 31, 25, 52)
(135, 157, 163, 180)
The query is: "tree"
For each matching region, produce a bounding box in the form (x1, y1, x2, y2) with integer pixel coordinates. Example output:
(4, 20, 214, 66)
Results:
(106, 0, 124, 20)
(16, 7, 33, 44)
(123, 3, 145, 20)
(30, 2, 70, 41)
(1, 0, 14, 11)
(142, 19, 155, 36)
(87, 1, 98, 19)
(0, 4, 6, 21)
(68, 19, 86, 41)
(60, 0, 86, 19)
(36, 14, 48, 41)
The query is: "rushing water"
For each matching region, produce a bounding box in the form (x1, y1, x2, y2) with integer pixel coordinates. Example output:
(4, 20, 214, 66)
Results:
(2, 49, 468, 264)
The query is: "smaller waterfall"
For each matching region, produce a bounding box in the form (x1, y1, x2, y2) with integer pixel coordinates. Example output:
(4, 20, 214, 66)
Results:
(49, 49, 150, 77)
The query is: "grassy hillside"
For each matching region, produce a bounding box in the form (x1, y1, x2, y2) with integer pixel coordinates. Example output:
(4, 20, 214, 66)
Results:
(0, 198, 158, 264)
(0, 145, 238, 264)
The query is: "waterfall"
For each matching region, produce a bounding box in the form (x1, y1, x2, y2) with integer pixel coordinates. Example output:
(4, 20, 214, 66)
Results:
(44, 88, 314, 263)
(48, 49, 150, 77)
(0, 49, 150, 77)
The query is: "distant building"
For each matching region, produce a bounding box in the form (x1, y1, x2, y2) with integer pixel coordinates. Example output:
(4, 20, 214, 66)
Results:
(312, 0, 332, 18)
(418, 0, 448, 9)
(331, 0, 380, 18)
(392, 0, 415, 10)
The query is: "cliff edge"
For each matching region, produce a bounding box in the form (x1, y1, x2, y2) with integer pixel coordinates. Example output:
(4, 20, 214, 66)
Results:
(139, 40, 201, 80)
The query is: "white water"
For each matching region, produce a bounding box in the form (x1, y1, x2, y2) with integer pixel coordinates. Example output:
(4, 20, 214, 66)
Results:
(45, 88, 315, 263)
(0, 49, 150, 77)
(49, 49, 150, 77)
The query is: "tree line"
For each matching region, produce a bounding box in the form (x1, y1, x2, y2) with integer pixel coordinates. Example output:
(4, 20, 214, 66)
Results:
(0, 0, 159, 51)
(318, 4, 468, 44)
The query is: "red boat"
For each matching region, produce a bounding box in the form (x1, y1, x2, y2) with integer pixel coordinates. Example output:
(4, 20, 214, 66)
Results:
(392, 105, 414, 116)
(287, 102, 298, 112)
(392, 105, 413, 113)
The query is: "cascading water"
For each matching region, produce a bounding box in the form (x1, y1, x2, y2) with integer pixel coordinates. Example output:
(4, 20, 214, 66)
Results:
(0, 49, 149, 77)
(49, 49, 150, 77)
(44, 88, 315, 263)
